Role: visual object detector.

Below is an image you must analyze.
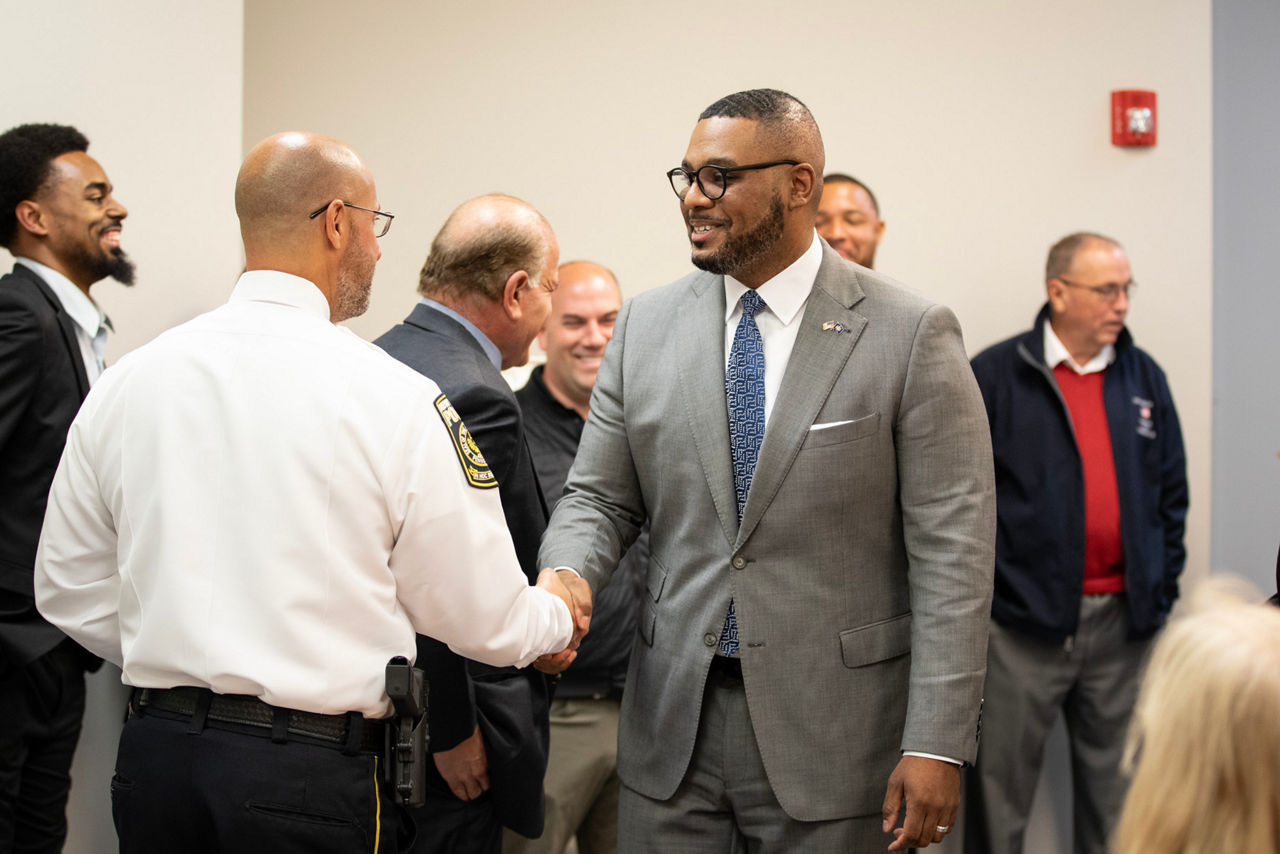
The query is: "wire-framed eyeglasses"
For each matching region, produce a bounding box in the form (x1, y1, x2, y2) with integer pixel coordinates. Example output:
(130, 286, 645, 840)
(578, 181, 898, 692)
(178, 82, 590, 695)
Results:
(1058, 278, 1136, 302)
(308, 201, 394, 238)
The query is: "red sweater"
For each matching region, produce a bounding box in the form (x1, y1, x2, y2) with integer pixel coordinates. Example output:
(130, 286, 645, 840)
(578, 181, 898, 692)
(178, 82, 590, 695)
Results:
(1054, 365, 1125, 595)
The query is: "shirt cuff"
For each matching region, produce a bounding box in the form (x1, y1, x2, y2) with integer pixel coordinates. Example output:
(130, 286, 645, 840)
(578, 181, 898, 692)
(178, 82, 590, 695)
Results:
(902, 751, 963, 766)
(552, 566, 581, 577)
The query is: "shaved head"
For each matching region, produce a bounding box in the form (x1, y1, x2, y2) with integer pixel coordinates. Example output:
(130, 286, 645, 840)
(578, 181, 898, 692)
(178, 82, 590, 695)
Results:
(418, 193, 554, 303)
(235, 132, 381, 322)
(557, 260, 620, 296)
(235, 132, 373, 251)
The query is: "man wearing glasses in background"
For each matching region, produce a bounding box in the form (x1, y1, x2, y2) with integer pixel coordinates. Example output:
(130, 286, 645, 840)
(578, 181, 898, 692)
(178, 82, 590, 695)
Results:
(966, 233, 1188, 854)
(538, 89, 996, 851)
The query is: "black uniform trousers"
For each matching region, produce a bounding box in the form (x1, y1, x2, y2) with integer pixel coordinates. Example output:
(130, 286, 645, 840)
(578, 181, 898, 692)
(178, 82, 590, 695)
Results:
(0, 640, 86, 854)
(113, 706, 409, 854)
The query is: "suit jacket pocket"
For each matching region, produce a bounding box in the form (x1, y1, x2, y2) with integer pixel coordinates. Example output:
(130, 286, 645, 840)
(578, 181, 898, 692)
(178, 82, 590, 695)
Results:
(638, 600, 656, 647)
(646, 555, 668, 602)
(801, 412, 880, 450)
(839, 612, 912, 668)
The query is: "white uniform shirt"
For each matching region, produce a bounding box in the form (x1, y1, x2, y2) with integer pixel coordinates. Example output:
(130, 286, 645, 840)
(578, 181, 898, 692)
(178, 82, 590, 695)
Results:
(35, 270, 570, 717)
(15, 256, 112, 384)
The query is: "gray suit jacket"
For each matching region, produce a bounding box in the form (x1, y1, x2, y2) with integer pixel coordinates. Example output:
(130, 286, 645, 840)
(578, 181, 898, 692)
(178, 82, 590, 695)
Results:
(538, 244, 996, 820)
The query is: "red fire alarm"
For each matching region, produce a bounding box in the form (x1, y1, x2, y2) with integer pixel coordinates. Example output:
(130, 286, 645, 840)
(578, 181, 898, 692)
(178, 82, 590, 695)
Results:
(1112, 90, 1157, 147)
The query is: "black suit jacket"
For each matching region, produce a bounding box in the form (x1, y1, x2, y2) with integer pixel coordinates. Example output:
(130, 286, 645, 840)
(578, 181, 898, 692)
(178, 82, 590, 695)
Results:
(0, 263, 91, 672)
(374, 302, 551, 837)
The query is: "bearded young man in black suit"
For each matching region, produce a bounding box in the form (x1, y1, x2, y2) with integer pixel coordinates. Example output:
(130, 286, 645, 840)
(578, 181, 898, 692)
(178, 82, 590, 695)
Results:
(375, 193, 562, 852)
(0, 122, 134, 852)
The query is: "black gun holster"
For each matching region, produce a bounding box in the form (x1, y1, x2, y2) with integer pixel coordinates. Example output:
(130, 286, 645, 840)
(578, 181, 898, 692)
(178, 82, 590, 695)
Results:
(384, 655, 429, 807)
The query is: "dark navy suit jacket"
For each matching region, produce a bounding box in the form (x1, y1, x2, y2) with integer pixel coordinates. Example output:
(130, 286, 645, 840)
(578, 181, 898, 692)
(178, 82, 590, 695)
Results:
(374, 302, 551, 838)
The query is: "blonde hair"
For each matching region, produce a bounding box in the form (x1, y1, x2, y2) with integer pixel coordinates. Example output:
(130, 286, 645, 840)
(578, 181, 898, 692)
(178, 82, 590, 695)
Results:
(1112, 577, 1280, 854)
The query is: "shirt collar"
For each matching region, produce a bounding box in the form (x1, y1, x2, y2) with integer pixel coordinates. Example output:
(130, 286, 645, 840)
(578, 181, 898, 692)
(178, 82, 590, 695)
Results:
(418, 297, 502, 370)
(723, 231, 824, 324)
(230, 269, 333, 321)
(15, 256, 111, 337)
(1043, 321, 1115, 375)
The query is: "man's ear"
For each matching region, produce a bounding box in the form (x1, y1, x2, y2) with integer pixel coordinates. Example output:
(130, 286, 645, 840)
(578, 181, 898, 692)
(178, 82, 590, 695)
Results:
(318, 200, 344, 250)
(790, 163, 818, 210)
(1046, 279, 1067, 313)
(502, 269, 531, 321)
(14, 200, 50, 237)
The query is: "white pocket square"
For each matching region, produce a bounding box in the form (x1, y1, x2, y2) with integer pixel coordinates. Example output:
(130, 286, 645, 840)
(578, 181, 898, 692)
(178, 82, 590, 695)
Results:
(809, 420, 855, 432)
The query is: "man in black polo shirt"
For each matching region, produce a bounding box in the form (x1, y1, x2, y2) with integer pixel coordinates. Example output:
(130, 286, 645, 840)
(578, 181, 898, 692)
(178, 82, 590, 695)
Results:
(508, 261, 646, 854)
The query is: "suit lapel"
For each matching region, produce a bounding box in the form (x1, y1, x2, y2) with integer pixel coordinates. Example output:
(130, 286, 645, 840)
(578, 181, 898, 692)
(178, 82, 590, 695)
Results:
(737, 247, 866, 545)
(17, 265, 91, 398)
(674, 272, 738, 546)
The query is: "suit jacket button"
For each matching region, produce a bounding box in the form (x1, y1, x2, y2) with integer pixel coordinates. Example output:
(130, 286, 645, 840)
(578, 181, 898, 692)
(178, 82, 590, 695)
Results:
(703, 633, 718, 646)
(732, 556, 746, 569)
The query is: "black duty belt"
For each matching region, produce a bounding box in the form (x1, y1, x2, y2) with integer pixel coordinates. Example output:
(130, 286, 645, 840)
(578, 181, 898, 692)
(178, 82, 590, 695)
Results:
(132, 686, 386, 754)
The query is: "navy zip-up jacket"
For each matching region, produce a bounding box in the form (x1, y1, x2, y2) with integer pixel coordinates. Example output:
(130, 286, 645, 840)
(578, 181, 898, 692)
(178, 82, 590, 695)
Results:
(970, 305, 1188, 641)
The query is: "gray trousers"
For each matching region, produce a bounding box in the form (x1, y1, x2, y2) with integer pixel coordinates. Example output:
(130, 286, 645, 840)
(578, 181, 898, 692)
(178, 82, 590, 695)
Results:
(504, 697, 621, 854)
(618, 663, 887, 853)
(965, 594, 1151, 854)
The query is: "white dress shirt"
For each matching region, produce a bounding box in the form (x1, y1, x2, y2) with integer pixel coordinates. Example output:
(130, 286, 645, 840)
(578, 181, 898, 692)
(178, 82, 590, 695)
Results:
(35, 270, 570, 717)
(15, 256, 112, 384)
(1044, 322, 1115, 375)
(722, 232, 824, 426)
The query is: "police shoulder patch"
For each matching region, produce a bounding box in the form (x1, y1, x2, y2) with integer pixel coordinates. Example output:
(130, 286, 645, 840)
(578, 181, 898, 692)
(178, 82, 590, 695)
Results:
(434, 393, 497, 489)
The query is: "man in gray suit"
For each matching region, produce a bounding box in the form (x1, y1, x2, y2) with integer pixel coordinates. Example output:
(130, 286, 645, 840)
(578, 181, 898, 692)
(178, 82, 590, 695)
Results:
(537, 89, 996, 851)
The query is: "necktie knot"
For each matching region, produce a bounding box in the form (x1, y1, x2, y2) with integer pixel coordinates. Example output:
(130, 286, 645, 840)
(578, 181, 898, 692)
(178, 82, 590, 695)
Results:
(740, 289, 766, 320)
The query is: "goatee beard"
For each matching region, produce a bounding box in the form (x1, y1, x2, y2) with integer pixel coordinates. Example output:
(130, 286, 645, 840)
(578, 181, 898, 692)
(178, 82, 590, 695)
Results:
(692, 193, 785, 279)
(103, 249, 136, 287)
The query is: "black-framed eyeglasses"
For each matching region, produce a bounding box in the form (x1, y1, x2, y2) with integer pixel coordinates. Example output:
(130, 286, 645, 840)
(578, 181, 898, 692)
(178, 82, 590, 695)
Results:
(308, 200, 394, 238)
(666, 160, 799, 201)
(1057, 278, 1136, 302)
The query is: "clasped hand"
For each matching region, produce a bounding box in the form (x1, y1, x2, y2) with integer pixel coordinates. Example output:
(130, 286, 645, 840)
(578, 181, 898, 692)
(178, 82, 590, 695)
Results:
(533, 568, 592, 674)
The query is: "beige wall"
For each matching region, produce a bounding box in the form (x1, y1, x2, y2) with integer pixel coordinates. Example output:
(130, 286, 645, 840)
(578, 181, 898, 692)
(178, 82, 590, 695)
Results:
(244, 0, 1212, 586)
(2, 4, 244, 853)
(244, 5, 1212, 850)
(3, 1, 1211, 851)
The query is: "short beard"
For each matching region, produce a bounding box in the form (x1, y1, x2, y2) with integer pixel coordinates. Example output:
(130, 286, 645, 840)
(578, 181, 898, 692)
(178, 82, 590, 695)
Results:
(68, 242, 136, 286)
(333, 241, 374, 322)
(103, 249, 136, 286)
(692, 192, 785, 279)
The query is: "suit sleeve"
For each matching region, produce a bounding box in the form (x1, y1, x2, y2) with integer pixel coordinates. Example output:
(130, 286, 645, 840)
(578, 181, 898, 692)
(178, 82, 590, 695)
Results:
(538, 299, 647, 593)
(895, 304, 997, 763)
(0, 295, 44, 452)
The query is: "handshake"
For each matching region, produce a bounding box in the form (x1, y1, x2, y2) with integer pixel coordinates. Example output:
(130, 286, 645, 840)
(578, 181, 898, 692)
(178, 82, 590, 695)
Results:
(533, 568, 593, 675)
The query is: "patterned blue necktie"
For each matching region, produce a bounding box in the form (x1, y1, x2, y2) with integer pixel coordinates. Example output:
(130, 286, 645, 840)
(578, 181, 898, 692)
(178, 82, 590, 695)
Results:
(719, 289, 767, 657)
